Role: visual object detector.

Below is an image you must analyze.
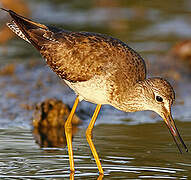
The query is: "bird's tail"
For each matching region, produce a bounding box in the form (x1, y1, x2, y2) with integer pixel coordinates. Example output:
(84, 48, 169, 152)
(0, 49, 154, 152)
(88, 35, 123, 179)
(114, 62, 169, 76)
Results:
(1, 8, 55, 50)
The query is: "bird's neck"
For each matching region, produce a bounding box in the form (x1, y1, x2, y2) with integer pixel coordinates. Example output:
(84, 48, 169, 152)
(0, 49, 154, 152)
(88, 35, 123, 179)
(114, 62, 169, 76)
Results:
(110, 80, 148, 112)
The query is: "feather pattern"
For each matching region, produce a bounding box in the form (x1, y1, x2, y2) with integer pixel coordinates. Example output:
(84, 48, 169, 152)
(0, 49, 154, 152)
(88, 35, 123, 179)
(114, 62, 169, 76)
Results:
(7, 20, 30, 43)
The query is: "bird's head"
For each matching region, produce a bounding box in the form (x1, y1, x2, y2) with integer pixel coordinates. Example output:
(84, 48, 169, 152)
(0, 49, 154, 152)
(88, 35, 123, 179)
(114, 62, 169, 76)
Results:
(139, 77, 188, 153)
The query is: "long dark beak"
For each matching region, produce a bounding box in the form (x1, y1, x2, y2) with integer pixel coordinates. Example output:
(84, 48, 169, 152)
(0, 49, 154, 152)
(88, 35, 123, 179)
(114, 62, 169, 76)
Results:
(163, 112, 188, 153)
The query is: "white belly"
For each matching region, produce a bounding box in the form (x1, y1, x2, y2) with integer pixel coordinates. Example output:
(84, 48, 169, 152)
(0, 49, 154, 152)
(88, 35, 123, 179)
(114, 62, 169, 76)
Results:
(64, 76, 109, 104)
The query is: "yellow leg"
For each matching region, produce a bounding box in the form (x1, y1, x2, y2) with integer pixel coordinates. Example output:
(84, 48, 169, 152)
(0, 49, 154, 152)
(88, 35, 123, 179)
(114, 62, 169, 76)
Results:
(97, 174, 104, 180)
(65, 96, 79, 172)
(86, 104, 103, 174)
(70, 172, 74, 180)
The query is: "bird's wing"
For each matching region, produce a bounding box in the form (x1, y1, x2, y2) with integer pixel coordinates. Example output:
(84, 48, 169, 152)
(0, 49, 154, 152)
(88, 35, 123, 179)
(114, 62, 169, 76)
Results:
(3, 8, 146, 83)
(40, 31, 146, 83)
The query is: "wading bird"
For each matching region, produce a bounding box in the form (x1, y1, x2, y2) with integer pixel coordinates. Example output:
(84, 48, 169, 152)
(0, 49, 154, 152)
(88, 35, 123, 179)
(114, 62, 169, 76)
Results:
(1, 8, 188, 175)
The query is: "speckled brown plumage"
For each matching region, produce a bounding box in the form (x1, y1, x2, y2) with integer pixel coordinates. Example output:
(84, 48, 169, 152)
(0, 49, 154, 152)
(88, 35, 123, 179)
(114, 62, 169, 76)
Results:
(29, 29, 146, 85)
(41, 31, 146, 84)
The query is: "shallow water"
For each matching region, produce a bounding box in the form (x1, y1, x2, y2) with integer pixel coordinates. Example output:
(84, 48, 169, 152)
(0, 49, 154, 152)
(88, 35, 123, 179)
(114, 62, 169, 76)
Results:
(0, 122, 190, 179)
(0, 0, 191, 179)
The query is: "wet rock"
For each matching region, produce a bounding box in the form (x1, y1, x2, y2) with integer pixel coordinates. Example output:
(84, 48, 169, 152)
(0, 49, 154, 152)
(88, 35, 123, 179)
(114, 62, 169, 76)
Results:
(33, 98, 81, 128)
(32, 98, 80, 148)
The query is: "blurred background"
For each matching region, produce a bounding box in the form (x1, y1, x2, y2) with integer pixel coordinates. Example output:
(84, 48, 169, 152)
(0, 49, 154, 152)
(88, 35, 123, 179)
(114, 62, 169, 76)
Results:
(0, 0, 191, 179)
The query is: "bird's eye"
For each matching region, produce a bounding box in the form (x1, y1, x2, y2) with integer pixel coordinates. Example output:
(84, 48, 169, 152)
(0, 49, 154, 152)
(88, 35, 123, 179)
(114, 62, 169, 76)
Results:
(156, 96, 163, 102)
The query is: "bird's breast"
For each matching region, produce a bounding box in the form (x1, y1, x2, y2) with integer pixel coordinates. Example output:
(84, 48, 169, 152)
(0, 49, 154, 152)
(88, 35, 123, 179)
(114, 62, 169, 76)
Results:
(64, 75, 110, 104)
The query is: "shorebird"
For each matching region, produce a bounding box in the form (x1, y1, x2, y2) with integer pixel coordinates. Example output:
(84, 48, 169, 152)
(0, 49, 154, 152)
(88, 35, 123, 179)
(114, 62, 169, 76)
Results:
(1, 9, 188, 175)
